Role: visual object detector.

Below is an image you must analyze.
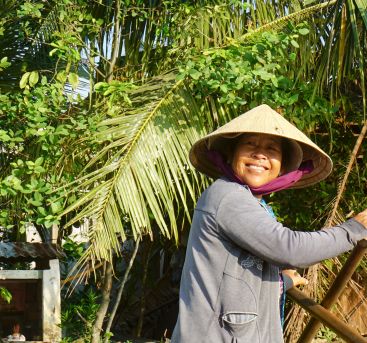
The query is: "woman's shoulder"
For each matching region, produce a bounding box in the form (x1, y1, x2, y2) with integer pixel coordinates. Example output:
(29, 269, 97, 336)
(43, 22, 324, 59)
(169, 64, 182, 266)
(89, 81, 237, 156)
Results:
(197, 178, 255, 211)
(209, 178, 252, 198)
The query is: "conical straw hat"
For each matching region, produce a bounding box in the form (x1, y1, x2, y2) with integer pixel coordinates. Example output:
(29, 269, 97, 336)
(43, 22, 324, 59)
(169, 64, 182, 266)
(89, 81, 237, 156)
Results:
(189, 104, 333, 188)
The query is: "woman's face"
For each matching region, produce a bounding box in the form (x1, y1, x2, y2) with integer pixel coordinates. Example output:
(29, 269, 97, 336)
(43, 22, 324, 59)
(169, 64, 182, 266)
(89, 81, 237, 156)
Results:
(231, 133, 283, 187)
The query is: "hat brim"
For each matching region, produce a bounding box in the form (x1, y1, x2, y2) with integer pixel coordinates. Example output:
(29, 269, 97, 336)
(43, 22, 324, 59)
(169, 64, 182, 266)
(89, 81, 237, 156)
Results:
(189, 105, 333, 189)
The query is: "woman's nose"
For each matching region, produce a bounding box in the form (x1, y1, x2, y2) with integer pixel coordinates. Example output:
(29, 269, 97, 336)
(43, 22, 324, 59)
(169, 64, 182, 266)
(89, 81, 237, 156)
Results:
(251, 147, 267, 159)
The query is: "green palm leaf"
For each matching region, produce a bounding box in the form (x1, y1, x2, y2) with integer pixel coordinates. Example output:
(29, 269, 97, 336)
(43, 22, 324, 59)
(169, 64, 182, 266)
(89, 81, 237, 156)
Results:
(61, 73, 209, 271)
(238, 0, 337, 42)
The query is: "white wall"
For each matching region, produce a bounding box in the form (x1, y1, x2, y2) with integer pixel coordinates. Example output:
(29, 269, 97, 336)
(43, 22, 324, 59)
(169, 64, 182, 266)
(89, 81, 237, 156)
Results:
(42, 259, 61, 342)
(0, 261, 61, 342)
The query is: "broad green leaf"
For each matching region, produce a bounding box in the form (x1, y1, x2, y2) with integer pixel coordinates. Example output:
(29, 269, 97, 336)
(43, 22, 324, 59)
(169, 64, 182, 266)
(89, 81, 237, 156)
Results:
(0, 57, 11, 70)
(298, 28, 310, 35)
(51, 201, 62, 214)
(189, 69, 201, 80)
(19, 72, 30, 89)
(68, 73, 79, 90)
(290, 39, 299, 48)
(95, 82, 108, 92)
(0, 287, 12, 304)
(29, 71, 39, 87)
(56, 71, 67, 83)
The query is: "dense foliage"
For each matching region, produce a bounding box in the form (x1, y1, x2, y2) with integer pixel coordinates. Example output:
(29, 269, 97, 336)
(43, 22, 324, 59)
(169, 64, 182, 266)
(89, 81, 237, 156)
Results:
(1, 0, 367, 341)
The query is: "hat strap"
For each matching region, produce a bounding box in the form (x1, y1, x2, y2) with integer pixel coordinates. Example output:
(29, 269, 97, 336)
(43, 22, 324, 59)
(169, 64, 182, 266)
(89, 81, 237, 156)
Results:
(207, 150, 313, 195)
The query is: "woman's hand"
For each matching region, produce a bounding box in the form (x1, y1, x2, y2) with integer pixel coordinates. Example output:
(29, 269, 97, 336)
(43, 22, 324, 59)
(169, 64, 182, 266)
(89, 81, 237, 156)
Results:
(354, 208, 367, 228)
(282, 269, 308, 288)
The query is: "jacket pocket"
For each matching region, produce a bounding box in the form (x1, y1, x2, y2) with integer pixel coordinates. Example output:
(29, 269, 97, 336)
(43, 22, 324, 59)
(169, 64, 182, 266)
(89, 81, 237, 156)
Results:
(222, 311, 258, 337)
(216, 273, 260, 341)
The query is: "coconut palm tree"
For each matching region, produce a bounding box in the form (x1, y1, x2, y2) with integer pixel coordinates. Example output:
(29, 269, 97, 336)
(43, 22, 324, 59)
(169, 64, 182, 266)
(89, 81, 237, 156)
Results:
(2, 0, 367, 341)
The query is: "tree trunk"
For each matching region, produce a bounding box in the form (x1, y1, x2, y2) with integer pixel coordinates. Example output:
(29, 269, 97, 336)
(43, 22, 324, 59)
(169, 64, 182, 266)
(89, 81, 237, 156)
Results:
(107, 0, 121, 82)
(91, 261, 113, 343)
(103, 237, 141, 343)
(135, 240, 152, 337)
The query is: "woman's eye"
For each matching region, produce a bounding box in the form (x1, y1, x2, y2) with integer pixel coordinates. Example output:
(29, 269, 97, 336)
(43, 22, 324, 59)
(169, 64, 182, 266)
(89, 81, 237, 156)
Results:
(244, 141, 255, 146)
(268, 146, 280, 152)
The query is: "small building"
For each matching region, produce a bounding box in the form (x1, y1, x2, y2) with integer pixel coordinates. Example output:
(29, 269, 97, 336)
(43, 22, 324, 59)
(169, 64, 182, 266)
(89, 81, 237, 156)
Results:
(0, 242, 62, 342)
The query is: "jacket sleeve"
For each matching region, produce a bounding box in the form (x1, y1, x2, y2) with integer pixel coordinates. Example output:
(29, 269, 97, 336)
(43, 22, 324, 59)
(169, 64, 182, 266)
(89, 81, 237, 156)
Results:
(215, 188, 367, 268)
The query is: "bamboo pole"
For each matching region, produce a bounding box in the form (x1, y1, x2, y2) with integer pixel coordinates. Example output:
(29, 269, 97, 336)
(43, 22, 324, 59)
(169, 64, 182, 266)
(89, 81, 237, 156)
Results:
(288, 287, 367, 343)
(296, 240, 367, 342)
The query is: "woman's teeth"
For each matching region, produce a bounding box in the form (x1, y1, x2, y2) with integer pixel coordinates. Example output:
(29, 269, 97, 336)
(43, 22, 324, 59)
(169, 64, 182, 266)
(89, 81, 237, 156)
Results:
(247, 165, 266, 171)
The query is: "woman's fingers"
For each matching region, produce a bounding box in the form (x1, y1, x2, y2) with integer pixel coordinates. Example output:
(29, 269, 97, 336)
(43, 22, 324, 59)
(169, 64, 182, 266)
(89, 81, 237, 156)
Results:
(282, 269, 308, 287)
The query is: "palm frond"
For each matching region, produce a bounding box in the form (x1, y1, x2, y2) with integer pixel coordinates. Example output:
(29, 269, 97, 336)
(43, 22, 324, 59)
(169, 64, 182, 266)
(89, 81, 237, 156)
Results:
(346, 0, 366, 111)
(312, 0, 367, 102)
(61, 73, 209, 271)
(238, 0, 337, 43)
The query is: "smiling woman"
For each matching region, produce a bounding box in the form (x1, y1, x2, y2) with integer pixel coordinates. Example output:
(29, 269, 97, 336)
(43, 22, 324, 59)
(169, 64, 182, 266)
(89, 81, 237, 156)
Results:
(171, 104, 367, 343)
(230, 134, 283, 190)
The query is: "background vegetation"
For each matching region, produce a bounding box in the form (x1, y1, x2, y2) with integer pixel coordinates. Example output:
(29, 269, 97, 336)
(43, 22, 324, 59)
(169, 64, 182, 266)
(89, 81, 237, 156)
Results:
(1, 0, 367, 342)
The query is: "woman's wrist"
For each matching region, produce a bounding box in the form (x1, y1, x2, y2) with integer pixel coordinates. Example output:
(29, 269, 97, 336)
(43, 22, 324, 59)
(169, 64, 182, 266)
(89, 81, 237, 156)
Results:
(354, 209, 367, 229)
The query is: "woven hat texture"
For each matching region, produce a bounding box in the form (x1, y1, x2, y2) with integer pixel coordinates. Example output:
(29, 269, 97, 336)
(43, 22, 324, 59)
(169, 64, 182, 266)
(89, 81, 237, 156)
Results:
(189, 104, 333, 188)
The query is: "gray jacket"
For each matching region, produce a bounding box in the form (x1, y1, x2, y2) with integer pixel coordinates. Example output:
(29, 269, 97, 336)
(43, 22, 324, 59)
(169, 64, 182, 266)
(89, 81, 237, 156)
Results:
(171, 178, 367, 343)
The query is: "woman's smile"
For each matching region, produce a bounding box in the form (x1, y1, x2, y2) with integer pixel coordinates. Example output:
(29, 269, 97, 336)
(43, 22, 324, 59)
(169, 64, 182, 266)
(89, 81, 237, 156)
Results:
(245, 163, 269, 172)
